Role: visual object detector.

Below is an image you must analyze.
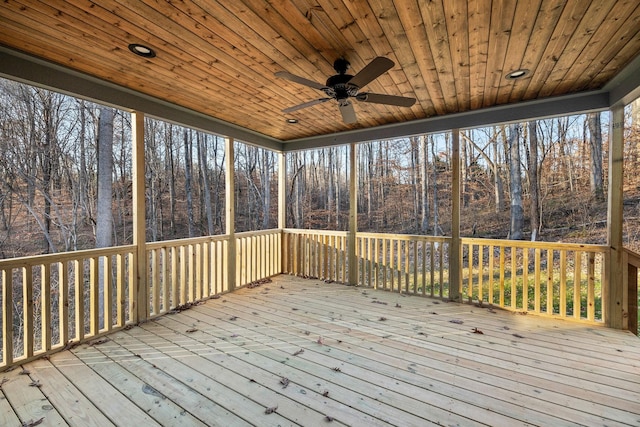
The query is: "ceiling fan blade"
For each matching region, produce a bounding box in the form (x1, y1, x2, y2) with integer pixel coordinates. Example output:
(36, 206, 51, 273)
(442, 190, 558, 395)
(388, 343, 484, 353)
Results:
(357, 92, 416, 107)
(282, 98, 331, 113)
(339, 101, 357, 124)
(347, 57, 395, 88)
(275, 71, 328, 91)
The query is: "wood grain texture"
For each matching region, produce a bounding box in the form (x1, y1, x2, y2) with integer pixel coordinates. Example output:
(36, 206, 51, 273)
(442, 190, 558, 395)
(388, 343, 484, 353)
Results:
(4, 275, 640, 426)
(1, 0, 639, 141)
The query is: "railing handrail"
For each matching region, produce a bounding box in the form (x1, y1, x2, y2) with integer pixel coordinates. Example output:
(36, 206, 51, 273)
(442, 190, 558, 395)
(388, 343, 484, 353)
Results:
(283, 228, 349, 237)
(358, 231, 450, 242)
(461, 237, 608, 252)
(0, 244, 137, 269)
(624, 247, 640, 268)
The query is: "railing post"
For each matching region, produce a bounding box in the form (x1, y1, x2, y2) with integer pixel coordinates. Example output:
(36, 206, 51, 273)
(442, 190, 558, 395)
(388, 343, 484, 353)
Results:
(607, 106, 625, 329)
(348, 143, 358, 285)
(132, 111, 148, 322)
(449, 129, 461, 301)
(225, 137, 236, 291)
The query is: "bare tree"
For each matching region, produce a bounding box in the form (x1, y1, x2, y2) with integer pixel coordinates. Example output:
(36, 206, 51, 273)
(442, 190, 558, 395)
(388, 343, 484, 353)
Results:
(508, 124, 524, 239)
(587, 113, 604, 202)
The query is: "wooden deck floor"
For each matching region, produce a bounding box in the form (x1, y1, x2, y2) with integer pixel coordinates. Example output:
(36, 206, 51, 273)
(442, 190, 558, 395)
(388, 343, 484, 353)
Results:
(2, 275, 640, 426)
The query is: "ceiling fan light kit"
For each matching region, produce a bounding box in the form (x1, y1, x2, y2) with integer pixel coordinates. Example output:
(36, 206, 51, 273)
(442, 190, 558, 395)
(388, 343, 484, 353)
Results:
(276, 57, 416, 124)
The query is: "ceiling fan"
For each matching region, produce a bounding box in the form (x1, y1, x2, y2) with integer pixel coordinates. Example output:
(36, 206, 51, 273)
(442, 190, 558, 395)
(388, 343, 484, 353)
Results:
(275, 57, 416, 124)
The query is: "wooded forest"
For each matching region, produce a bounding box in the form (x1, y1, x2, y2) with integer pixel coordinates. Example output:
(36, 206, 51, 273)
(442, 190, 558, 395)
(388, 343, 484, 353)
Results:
(1, 77, 640, 259)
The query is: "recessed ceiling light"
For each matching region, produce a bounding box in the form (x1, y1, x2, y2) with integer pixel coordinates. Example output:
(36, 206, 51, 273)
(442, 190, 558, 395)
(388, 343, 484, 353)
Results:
(128, 43, 156, 58)
(286, 118, 298, 124)
(505, 69, 529, 80)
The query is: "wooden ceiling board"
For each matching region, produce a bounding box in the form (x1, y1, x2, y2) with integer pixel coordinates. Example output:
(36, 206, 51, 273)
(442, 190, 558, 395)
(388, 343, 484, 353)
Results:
(0, 0, 639, 145)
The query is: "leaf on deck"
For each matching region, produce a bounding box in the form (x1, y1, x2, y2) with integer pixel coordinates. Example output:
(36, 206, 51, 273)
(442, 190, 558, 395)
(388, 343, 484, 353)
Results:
(512, 333, 525, 339)
(29, 380, 42, 388)
(395, 303, 402, 308)
(292, 349, 304, 356)
(280, 377, 290, 388)
(379, 317, 387, 321)
(185, 328, 198, 333)
(449, 319, 464, 324)
(331, 367, 341, 372)
(472, 327, 484, 334)
(22, 417, 44, 427)
(264, 405, 278, 414)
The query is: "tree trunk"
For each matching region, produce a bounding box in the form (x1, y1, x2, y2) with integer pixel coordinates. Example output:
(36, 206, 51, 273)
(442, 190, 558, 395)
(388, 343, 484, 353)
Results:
(508, 124, 524, 240)
(198, 133, 215, 234)
(420, 135, 430, 233)
(587, 113, 605, 202)
(184, 129, 195, 237)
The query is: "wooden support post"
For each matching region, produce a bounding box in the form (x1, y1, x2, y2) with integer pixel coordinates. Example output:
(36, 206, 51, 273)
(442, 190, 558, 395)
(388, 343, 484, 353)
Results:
(132, 111, 147, 322)
(449, 129, 462, 301)
(225, 137, 236, 291)
(278, 151, 286, 273)
(607, 106, 625, 329)
(348, 143, 358, 285)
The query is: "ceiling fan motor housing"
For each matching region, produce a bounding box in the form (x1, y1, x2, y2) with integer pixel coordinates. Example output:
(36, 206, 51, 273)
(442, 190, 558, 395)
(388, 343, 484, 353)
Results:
(325, 75, 359, 100)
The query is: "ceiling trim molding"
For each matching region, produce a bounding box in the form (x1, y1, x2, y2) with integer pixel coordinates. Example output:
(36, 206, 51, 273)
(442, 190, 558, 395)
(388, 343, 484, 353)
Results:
(605, 53, 640, 108)
(0, 46, 284, 152)
(282, 91, 610, 151)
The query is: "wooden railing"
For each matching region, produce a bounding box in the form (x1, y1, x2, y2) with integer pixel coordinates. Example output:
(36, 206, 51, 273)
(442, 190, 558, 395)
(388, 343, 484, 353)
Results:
(2, 228, 632, 370)
(356, 232, 451, 297)
(1, 245, 136, 368)
(282, 229, 349, 283)
(146, 229, 281, 317)
(146, 235, 229, 316)
(461, 238, 607, 322)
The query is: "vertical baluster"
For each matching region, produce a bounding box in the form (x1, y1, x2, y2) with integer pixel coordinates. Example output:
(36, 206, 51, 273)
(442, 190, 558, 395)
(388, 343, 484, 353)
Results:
(152, 249, 160, 315)
(24, 266, 33, 358)
(574, 251, 582, 319)
(104, 256, 112, 331)
(499, 247, 505, 308)
(511, 247, 517, 310)
(546, 249, 554, 315)
(2, 268, 13, 367)
(180, 246, 187, 305)
(478, 245, 484, 303)
(116, 254, 126, 326)
(587, 252, 596, 321)
(42, 263, 51, 352)
(560, 250, 567, 316)
(534, 248, 541, 313)
(488, 245, 494, 305)
(522, 247, 528, 311)
(89, 257, 99, 336)
(59, 261, 69, 345)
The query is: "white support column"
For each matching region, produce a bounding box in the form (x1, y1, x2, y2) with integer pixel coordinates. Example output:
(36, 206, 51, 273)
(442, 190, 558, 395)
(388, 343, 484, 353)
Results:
(348, 143, 358, 285)
(607, 106, 626, 329)
(225, 137, 236, 291)
(450, 129, 461, 301)
(278, 151, 286, 274)
(132, 111, 147, 322)
(278, 151, 286, 229)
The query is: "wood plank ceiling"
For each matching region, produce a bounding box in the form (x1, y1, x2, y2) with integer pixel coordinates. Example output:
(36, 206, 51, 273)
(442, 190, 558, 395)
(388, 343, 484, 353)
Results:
(1, 0, 640, 145)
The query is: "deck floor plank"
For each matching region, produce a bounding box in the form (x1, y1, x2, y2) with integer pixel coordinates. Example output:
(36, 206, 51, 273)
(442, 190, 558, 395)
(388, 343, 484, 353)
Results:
(4, 275, 640, 426)
(191, 288, 621, 426)
(1, 362, 68, 426)
(232, 280, 640, 421)
(28, 356, 116, 427)
(51, 350, 160, 426)
(67, 346, 210, 427)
